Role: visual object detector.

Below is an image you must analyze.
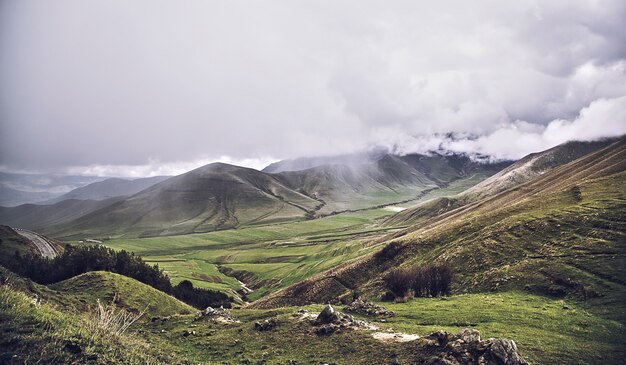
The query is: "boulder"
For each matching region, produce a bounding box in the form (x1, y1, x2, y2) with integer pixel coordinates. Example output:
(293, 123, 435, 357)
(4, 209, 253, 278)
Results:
(315, 304, 339, 324)
(489, 339, 527, 365)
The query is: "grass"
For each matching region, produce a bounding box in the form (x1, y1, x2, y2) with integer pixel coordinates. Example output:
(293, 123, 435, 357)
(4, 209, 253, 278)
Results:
(127, 291, 624, 364)
(381, 291, 625, 365)
(0, 283, 185, 364)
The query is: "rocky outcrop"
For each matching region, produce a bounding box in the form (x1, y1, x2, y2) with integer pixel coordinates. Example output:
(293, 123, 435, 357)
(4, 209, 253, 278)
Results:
(343, 297, 395, 317)
(312, 304, 378, 336)
(416, 329, 529, 365)
(195, 306, 239, 324)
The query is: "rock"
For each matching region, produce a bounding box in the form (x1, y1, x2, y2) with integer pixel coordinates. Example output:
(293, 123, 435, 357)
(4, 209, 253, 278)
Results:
(458, 328, 481, 343)
(316, 304, 339, 324)
(315, 324, 341, 336)
(195, 306, 238, 323)
(415, 330, 530, 365)
(255, 318, 279, 331)
(489, 339, 528, 365)
(343, 298, 395, 317)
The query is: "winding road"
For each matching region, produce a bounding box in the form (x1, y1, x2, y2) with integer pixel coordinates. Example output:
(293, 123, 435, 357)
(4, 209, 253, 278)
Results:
(14, 228, 59, 258)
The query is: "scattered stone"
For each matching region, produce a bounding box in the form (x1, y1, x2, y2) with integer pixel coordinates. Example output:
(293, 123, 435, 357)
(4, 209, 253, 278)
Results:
(160, 329, 167, 333)
(562, 305, 569, 310)
(311, 304, 378, 336)
(195, 306, 239, 324)
(458, 328, 480, 343)
(415, 328, 530, 365)
(255, 318, 279, 331)
(343, 297, 395, 317)
(182, 330, 196, 337)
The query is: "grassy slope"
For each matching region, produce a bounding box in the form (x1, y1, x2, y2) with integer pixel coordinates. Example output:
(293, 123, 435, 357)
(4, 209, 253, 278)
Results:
(50, 271, 195, 317)
(0, 284, 186, 364)
(387, 139, 614, 227)
(137, 292, 622, 364)
(1, 265, 623, 364)
(0, 225, 36, 257)
(253, 139, 626, 318)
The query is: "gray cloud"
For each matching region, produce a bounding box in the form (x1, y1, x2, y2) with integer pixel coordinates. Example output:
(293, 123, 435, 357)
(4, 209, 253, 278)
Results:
(1, 0, 625, 175)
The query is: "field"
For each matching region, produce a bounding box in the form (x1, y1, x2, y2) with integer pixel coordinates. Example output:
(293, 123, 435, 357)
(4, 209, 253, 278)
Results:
(127, 292, 623, 364)
(102, 208, 399, 300)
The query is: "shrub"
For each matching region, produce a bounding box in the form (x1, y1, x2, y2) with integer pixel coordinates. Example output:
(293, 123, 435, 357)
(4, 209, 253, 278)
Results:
(374, 241, 404, 264)
(383, 262, 454, 300)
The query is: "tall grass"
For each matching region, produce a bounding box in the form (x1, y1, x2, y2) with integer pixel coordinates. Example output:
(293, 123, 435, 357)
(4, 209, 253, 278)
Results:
(86, 297, 146, 338)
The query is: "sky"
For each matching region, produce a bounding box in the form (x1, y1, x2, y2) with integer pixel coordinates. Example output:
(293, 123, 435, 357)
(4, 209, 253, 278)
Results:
(1, 0, 625, 177)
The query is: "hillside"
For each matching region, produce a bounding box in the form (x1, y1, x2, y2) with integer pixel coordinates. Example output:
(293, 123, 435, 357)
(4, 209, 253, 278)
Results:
(386, 138, 615, 226)
(50, 271, 194, 317)
(44, 176, 170, 204)
(253, 138, 626, 317)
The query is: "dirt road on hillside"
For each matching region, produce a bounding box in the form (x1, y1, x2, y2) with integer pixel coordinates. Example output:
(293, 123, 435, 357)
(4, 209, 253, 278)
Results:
(14, 229, 58, 258)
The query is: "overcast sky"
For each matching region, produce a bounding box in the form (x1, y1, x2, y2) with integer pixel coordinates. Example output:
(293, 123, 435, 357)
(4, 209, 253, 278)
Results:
(1, 0, 625, 176)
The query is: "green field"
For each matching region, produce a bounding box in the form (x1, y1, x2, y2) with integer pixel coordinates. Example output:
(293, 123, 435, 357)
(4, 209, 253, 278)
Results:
(100, 208, 398, 300)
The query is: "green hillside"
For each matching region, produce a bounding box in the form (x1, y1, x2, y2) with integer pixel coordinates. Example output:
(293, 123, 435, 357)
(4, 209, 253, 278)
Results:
(254, 138, 626, 311)
(386, 139, 614, 226)
(50, 271, 194, 317)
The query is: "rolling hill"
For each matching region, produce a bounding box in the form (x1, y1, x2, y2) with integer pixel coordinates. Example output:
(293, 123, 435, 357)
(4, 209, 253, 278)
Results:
(50, 271, 194, 317)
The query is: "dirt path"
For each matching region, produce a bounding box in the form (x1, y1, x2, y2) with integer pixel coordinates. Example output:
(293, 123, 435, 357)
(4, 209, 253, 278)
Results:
(14, 229, 58, 258)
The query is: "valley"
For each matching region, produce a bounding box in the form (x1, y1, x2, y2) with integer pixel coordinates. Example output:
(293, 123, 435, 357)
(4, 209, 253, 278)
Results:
(1, 139, 624, 364)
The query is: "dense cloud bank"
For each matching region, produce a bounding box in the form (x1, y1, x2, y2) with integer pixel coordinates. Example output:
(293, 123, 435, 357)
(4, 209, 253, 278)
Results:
(1, 0, 625, 175)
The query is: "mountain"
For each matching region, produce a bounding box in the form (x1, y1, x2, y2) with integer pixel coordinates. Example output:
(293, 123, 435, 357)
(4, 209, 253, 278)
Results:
(274, 153, 509, 213)
(0, 172, 104, 207)
(252, 137, 626, 310)
(385, 138, 616, 226)
(0, 197, 124, 232)
(46, 163, 323, 238)
(0, 153, 509, 238)
(43, 176, 170, 204)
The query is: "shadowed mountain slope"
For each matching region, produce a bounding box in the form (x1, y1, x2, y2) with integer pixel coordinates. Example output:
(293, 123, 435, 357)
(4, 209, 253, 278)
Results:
(252, 138, 626, 312)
